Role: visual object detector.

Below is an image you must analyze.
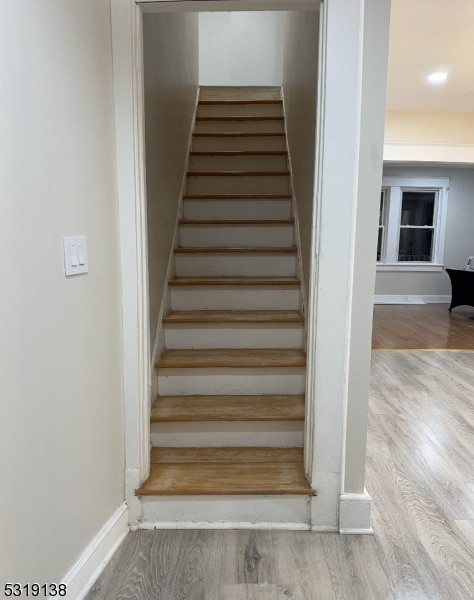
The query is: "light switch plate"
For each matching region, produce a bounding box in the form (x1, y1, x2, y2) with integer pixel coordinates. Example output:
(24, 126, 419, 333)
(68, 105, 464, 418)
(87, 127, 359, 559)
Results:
(63, 236, 88, 276)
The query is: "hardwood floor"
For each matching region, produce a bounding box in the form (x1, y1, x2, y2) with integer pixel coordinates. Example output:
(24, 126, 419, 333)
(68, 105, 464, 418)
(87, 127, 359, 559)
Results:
(87, 350, 474, 599)
(372, 303, 474, 350)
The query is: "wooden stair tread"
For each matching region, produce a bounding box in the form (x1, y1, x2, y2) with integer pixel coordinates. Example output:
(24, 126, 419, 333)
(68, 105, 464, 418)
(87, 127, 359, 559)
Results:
(150, 447, 303, 464)
(136, 462, 315, 496)
(198, 100, 283, 105)
(179, 219, 294, 225)
(196, 116, 284, 121)
(183, 194, 291, 200)
(155, 348, 306, 369)
(174, 246, 296, 254)
(193, 132, 285, 137)
(189, 151, 287, 156)
(187, 171, 290, 176)
(163, 310, 304, 324)
(151, 394, 305, 422)
(168, 276, 300, 286)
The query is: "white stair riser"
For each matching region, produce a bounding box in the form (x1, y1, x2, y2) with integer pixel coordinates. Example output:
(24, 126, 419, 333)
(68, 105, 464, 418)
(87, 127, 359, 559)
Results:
(189, 153, 288, 172)
(174, 253, 297, 277)
(140, 495, 311, 527)
(170, 287, 300, 311)
(183, 199, 292, 221)
(187, 174, 290, 195)
(150, 422, 303, 448)
(200, 87, 281, 102)
(157, 368, 306, 395)
(192, 136, 287, 152)
(164, 323, 304, 349)
(195, 120, 284, 134)
(179, 224, 294, 248)
(197, 104, 283, 118)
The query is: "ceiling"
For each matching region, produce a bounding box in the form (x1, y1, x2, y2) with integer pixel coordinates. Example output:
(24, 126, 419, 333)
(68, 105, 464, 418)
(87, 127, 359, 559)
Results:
(386, 0, 474, 112)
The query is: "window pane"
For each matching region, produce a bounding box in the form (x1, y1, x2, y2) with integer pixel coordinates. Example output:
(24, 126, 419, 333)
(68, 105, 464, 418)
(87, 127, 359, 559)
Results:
(377, 227, 383, 261)
(379, 191, 385, 226)
(400, 191, 435, 226)
(398, 228, 433, 261)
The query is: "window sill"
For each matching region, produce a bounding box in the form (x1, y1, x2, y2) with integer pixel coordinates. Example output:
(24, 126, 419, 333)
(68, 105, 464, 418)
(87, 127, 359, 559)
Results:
(376, 263, 444, 273)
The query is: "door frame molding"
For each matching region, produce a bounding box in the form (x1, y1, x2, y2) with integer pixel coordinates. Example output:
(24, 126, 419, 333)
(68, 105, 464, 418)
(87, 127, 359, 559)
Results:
(111, 0, 150, 525)
(110, 0, 389, 532)
(111, 0, 322, 528)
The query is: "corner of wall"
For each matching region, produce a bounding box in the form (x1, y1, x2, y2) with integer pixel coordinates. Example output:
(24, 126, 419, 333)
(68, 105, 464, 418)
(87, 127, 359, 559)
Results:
(63, 504, 129, 600)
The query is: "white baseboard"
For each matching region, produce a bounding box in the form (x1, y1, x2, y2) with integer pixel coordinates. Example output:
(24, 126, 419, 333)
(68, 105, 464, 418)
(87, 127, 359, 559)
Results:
(339, 490, 373, 534)
(62, 503, 129, 600)
(138, 521, 311, 530)
(374, 294, 450, 305)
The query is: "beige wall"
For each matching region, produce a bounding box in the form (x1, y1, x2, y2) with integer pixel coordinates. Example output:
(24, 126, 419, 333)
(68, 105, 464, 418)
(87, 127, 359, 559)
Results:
(199, 12, 285, 86)
(282, 11, 320, 305)
(143, 13, 199, 343)
(376, 165, 474, 297)
(0, 0, 124, 583)
(385, 111, 474, 145)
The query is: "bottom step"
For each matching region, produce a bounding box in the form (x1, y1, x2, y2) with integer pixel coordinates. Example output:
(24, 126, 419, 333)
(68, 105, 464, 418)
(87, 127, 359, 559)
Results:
(137, 447, 315, 496)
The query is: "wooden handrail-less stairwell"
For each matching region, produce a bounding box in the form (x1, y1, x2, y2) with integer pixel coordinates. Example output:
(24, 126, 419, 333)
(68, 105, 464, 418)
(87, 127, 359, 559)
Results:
(137, 87, 315, 502)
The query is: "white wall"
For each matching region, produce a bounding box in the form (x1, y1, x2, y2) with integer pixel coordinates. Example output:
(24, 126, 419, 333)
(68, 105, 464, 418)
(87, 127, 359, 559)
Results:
(199, 12, 285, 86)
(376, 165, 474, 297)
(282, 11, 320, 304)
(0, 0, 124, 585)
(143, 13, 199, 343)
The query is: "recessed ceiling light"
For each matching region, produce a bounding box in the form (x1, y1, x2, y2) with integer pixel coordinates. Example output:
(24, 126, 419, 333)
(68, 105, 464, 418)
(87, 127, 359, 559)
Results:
(427, 72, 448, 84)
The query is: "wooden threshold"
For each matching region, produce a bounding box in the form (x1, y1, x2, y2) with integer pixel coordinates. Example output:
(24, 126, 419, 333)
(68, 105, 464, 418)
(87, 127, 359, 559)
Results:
(155, 348, 306, 369)
(136, 462, 315, 496)
(151, 394, 305, 422)
(150, 447, 303, 464)
(187, 171, 290, 177)
(174, 246, 296, 254)
(163, 310, 304, 324)
(168, 276, 300, 286)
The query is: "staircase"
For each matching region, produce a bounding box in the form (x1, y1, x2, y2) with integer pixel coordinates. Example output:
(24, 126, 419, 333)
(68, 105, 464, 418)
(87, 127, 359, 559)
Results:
(137, 87, 315, 523)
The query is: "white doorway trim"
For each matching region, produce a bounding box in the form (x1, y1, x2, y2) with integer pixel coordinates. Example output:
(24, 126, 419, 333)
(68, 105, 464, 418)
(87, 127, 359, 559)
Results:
(111, 0, 322, 529)
(111, 0, 150, 526)
(110, 0, 390, 532)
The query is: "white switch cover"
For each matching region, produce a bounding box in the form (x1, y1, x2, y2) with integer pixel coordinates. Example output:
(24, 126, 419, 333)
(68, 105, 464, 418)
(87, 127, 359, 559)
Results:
(63, 236, 88, 276)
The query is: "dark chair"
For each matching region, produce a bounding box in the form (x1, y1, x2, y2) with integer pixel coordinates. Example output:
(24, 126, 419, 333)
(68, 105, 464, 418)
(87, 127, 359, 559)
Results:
(446, 268, 474, 311)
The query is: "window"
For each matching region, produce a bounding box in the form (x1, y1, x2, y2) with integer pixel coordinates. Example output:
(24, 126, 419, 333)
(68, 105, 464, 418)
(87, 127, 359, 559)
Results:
(377, 177, 449, 271)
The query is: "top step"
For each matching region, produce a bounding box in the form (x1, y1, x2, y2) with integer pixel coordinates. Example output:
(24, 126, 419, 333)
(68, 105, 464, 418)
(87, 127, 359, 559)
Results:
(199, 86, 281, 102)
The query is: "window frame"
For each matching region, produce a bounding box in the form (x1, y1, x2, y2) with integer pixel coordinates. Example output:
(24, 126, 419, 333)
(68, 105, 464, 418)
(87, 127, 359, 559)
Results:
(377, 176, 449, 272)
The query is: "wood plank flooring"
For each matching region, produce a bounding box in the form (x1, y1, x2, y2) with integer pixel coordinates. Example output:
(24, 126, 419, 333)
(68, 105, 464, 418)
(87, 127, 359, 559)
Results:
(87, 350, 474, 599)
(372, 303, 474, 350)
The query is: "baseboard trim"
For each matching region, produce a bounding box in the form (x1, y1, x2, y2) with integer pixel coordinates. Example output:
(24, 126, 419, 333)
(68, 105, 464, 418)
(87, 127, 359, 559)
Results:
(62, 503, 129, 600)
(374, 294, 450, 305)
(339, 490, 373, 534)
(138, 521, 311, 530)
